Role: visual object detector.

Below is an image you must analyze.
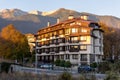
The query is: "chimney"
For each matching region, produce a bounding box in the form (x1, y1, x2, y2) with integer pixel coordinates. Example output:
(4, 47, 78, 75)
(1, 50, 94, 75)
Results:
(80, 15, 88, 20)
(68, 15, 74, 19)
(47, 21, 50, 27)
(57, 18, 60, 24)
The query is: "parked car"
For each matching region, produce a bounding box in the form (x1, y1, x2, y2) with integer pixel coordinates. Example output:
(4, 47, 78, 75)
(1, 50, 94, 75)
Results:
(78, 65, 93, 73)
(32, 62, 43, 68)
(40, 63, 53, 69)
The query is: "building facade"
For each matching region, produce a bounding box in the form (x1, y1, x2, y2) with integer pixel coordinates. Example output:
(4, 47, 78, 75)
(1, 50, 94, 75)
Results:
(25, 33, 36, 53)
(35, 16, 103, 66)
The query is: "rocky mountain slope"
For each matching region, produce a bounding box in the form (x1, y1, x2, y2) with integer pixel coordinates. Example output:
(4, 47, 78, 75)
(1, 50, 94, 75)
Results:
(0, 8, 120, 33)
(45, 8, 120, 28)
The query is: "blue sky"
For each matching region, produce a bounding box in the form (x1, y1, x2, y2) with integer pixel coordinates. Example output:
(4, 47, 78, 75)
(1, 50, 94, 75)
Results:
(0, 0, 120, 17)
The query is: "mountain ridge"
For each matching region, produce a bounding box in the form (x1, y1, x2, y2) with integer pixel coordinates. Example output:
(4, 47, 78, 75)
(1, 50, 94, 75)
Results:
(0, 8, 120, 33)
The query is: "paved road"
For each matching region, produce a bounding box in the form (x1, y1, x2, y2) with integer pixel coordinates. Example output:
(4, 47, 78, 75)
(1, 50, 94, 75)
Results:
(21, 67, 77, 75)
(12, 65, 105, 80)
(19, 67, 106, 80)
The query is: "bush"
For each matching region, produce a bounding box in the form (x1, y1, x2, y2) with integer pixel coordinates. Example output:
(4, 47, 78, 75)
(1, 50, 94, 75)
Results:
(54, 60, 72, 68)
(65, 61, 72, 68)
(0, 72, 58, 80)
(0, 62, 11, 73)
(110, 60, 120, 72)
(54, 59, 61, 66)
(60, 60, 65, 67)
(90, 62, 97, 68)
(98, 62, 111, 73)
(105, 71, 119, 80)
(58, 72, 72, 80)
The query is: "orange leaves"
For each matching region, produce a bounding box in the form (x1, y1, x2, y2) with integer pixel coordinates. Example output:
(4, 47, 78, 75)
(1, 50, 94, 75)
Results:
(1, 24, 24, 43)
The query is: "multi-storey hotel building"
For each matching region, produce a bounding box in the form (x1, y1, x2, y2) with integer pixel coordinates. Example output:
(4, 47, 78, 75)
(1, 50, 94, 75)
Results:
(35, 16, 103, 66)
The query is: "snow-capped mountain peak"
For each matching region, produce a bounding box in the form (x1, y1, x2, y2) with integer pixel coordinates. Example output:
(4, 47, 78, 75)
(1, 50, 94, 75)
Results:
(41, 10, 57, 16)
(28, 10, 42, 15)
(28, 9, 57, 16)
(0, 9, 27, 18)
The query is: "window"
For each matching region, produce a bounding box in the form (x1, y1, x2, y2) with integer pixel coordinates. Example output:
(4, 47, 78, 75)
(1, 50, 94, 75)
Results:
(71, 37, 79, 43)
(81, 28, 87, 33)
(54, 47, 59, 52)
(41, 41, 45, 45)
(90, 54, 95, 62)
(99, 38, 102, 44)
(65, 54, 70, 59)
(50, 48, 54, 52)
(65, 28, 70, 34)
(72, 54, 78, 59)
(65, 46, 68, 50)
(54, 31, 57, 36)
(72, 28, 78, 33)
(74, 45, 79, 49)
(45, 34, 48, 38)
(95, 26, 99, 29)
(37, 36, 41, 39)
(58, 38, 65, 43)
(59, 30, 63, 34)
(37, 42, 41, 47)
(45, 41, 49, 45)
(70, 45, 79, 52)
(59, 46, 65, 51)
(61, 55, 64, 59)
(99, 46, 102, 52)
(59, 35, 64, 38)
(70, 22, 75, 26)
(54, 47, 57, 51)
(80, 45, 87, 50)
(54, 39, 57, 43)
(58, 38, 62, 43)
(81, 54, 87, 61)
(80, 36, 87, 41)
(42, 48, 45, 53)
(50, 33, 52, 37)
(41, 35, 44, 38)
(76, 22, 81, 25)
(45, 48, 49, 53)
(37, 49, 40, 53)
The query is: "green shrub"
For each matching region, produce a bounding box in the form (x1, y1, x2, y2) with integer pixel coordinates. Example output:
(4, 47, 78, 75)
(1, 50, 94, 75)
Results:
(110, 60, 120, 71)
(90, 62, 97, 68)
(54, 60, 72, 68)
(60, 60, 65, 67)
(54, 59, 61, 66)
(58, 72, 72, 80)
(98, 62, 111, 73)
(105, 71, 119, 80)
(65, 61, 72, 68)
(0, 62, 11, 73)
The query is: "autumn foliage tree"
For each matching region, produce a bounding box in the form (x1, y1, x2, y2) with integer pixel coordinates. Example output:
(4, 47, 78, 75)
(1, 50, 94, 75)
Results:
(99, 22, 120, 60)
(0, 24, 29, 61)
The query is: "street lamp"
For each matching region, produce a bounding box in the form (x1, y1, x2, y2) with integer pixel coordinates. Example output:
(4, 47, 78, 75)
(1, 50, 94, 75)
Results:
(34, 34, 38, 73)
(112, 45, 114, 61)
